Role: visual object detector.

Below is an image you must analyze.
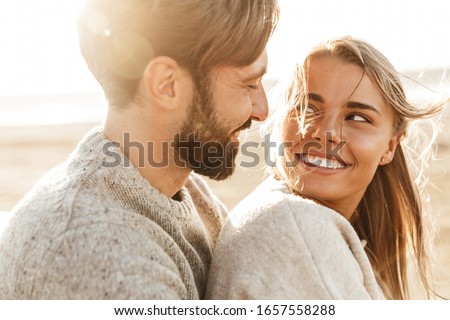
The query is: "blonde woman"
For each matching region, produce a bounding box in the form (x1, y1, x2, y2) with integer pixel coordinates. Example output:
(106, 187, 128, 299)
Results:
(206, 37, 447, 299)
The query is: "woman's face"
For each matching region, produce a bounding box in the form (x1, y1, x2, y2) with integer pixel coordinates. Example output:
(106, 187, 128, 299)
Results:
(283, 56, 399, 219)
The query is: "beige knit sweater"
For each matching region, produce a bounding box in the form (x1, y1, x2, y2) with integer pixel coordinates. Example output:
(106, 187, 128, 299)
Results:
(0, 128, 226, 299)
(206, 177, 384, 299)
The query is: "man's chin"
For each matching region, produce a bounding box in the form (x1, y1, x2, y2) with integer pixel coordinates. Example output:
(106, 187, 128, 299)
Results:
(193, 148, 238, 181)
(193, 164, 236, 181)
(230, 132, 241, 144)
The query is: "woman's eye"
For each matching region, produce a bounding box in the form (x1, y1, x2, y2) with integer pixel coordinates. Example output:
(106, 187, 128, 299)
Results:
(247, 84, 258, 90)
(305, 105, 315, 114)
(347, 114, 369, 122)
(295, 105, 315, 113)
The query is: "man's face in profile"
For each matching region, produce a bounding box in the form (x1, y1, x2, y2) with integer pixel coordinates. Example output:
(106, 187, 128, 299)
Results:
(175, 50, 269, 180)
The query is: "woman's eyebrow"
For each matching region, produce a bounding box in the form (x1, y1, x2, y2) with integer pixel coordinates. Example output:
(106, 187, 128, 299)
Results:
(346, 101, 381, 115)
(308, 93, 324, 102)
(308, 93, 382, 115)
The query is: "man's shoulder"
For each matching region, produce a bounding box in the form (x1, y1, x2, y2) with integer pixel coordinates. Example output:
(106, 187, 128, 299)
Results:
(4, 163, 120, 243)
(7, 126, 130, 229)
(0, 201, 189, 298)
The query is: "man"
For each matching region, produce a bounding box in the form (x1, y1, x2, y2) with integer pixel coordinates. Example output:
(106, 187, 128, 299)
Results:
(0, 0, 278, 299)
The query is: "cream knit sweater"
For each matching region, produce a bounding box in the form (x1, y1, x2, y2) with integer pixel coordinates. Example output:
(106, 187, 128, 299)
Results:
(0, 128, 226, 299)
(206, 177, 384, 299)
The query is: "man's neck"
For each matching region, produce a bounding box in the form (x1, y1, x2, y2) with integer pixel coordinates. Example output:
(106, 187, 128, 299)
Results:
(103, 108, 191, 199)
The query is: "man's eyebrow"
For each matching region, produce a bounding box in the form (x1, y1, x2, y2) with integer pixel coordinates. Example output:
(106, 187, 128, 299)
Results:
(346, 101, 381, 115)
(241, 67, 267, 83)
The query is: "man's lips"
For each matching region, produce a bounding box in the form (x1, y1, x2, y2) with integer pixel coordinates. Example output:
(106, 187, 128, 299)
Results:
(234, 118, 252, 133)
(231, 118, 252, 137)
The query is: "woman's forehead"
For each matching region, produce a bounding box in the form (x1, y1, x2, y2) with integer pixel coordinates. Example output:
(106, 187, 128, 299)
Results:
(305, 56, 393, 117)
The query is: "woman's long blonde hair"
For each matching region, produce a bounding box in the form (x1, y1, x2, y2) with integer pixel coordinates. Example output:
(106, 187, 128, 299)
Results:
(270, 36, 448, 299)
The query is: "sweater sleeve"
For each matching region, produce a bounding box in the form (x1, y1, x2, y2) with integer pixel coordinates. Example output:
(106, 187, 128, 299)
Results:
(28, 221, 190, 299)
(205, 195, 382, 300)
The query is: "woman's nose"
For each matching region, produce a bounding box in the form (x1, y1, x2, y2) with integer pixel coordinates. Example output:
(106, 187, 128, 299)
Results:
(310, 113, 342, 145)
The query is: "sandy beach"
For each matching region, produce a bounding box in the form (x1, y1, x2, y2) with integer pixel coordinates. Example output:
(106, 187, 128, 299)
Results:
(0, 122, 449, 298)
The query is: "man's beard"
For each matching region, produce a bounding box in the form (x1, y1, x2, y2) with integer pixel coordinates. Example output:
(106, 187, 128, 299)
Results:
(173, 76, 251, 181)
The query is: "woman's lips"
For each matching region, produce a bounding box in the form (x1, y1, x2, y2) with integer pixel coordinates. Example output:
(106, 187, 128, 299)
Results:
(295, 153, 351, 169)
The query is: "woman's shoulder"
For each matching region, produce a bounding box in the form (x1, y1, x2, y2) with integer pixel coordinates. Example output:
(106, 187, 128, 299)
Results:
(227, 176, 349, 233)
(207, 176, 376, 299)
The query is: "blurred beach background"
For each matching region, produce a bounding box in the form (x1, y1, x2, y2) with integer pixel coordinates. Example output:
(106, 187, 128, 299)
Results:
(1, 0, 449, 298)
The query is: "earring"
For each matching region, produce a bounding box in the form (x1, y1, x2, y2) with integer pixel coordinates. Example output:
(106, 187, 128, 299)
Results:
(381, 157, 385, 163)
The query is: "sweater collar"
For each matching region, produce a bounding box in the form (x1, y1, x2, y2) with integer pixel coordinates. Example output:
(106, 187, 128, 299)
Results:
(72, 127, 197, 219)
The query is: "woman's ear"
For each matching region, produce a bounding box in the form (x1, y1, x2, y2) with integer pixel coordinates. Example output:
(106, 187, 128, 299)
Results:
(379, 134, 401, 165)
(142, 56, 191, 111)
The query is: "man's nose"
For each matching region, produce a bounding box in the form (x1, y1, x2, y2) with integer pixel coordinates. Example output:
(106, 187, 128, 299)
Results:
(249, 82, 269, 122)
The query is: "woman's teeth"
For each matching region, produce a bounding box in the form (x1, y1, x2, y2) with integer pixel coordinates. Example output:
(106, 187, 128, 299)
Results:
(302, 155, 346, 169)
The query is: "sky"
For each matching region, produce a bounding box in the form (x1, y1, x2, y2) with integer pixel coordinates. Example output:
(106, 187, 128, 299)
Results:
(268, 0, 450, 74)
(0, 0, 449, 96)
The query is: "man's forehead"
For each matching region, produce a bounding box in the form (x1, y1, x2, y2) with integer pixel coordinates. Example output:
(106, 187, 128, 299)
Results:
(236, 51, 268, 81)
(211, 50, 268, 82)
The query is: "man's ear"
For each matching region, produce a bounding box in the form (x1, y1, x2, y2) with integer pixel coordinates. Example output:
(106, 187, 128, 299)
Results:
(142, 56, 191, 111)
(379, 134, 402, 165)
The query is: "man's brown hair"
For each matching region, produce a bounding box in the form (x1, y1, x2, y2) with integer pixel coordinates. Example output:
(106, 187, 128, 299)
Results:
(78, 0, 279, 107)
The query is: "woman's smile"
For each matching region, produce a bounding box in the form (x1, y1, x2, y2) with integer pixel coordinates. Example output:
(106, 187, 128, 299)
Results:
(283, 55, 399, 218)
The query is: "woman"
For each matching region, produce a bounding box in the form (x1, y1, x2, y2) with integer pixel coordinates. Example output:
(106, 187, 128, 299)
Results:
(206, 37, 447, 299)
